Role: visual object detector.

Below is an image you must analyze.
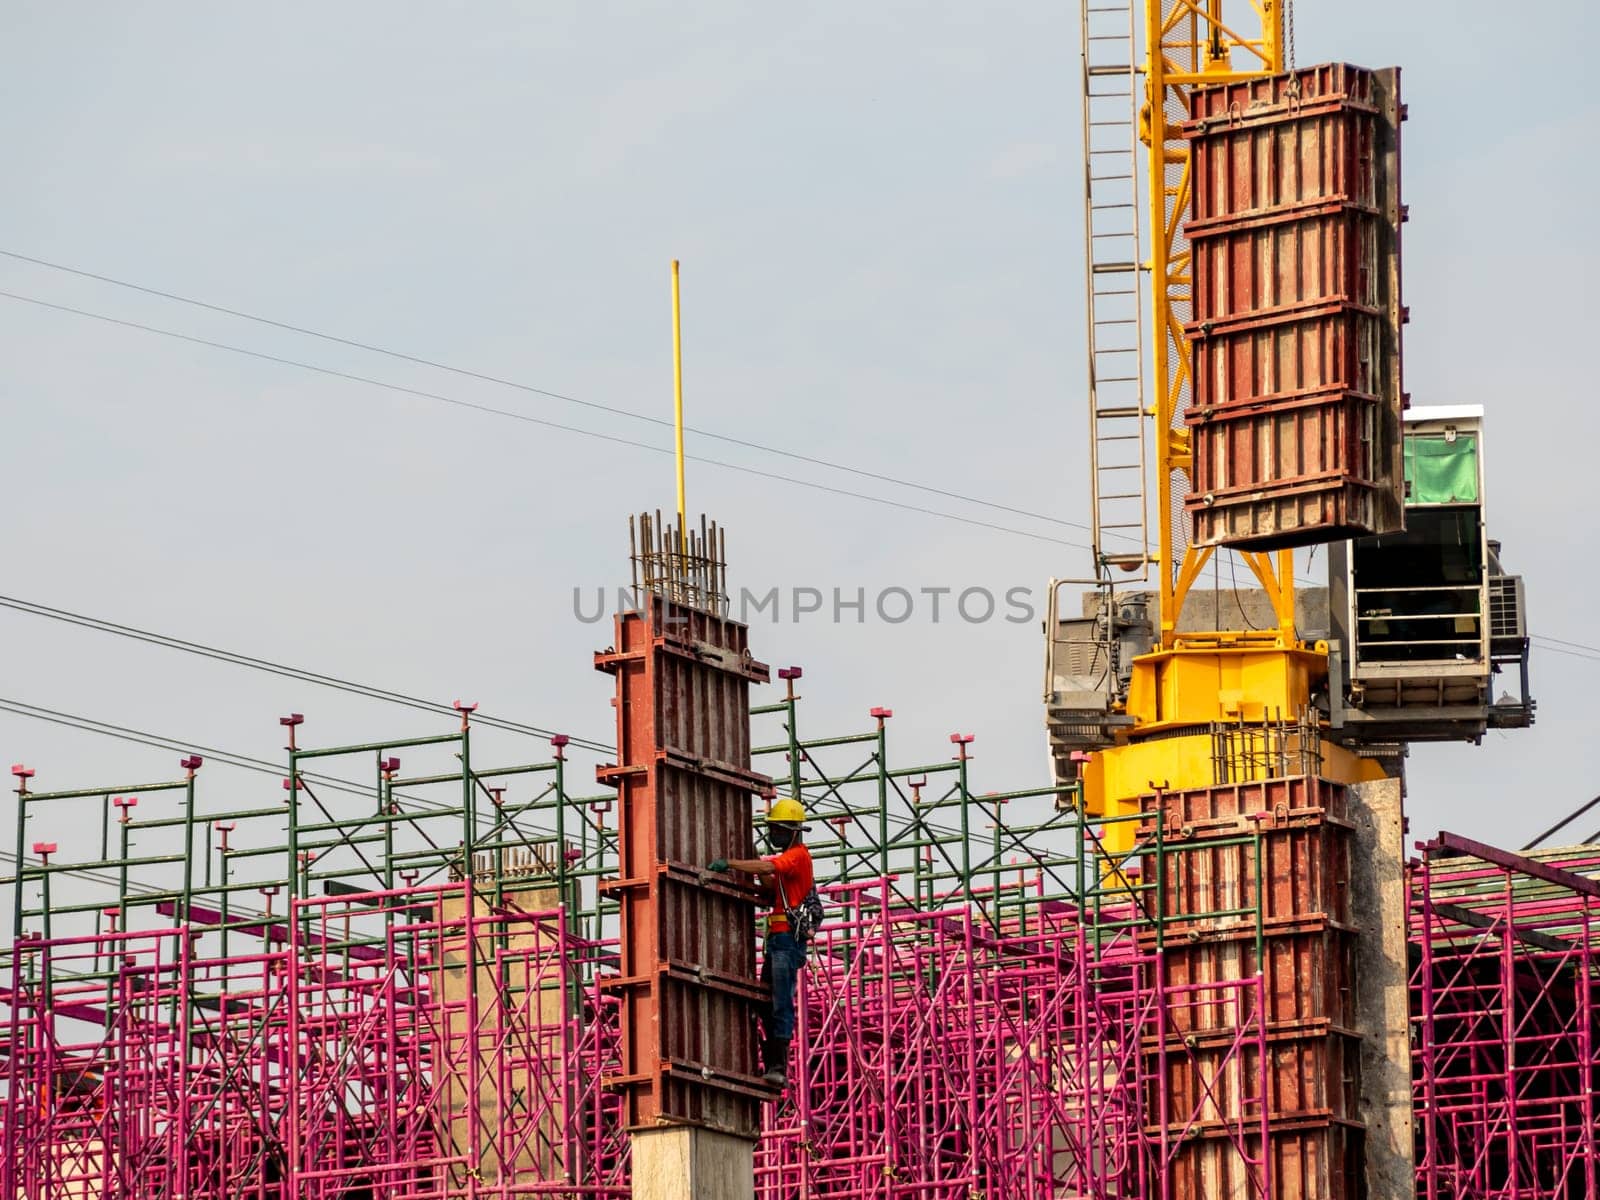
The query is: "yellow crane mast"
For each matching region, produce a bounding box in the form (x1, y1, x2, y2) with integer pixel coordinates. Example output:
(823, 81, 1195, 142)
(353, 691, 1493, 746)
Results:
(1055, 0, 1386, 855)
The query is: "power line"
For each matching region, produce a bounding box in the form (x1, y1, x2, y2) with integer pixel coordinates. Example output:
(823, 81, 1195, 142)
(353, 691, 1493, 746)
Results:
(4, 251, 1525, 607)
(0, 844, 208, 903)
(0, 694, 594, 877)
(0, 289, 1087, 551)
(1524, 793, 1600, 851)
(0, 263, 1582, 765)
(0, 591, 614, 754)
(0, 695, 456, 810)
(1532, 639, 1600, 664)
(0, 249, 1100, 539)
(0, 696, 617, 907)
(1467, 637, 1598, 845)
(1535, 634, 1600, 653)
(1533, 635, 1600, 659)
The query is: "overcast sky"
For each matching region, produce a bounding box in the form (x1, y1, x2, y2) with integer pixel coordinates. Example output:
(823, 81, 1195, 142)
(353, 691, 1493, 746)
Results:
(1, 3, 1595, 924)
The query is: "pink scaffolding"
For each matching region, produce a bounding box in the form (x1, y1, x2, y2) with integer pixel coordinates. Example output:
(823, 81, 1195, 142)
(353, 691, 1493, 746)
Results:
(8, 696, 1594, 1197)
(1411, 832, 1600, 1198)
(757, 880, 1146, 1198)
(3, 881, 628, 1199)
(5, 875, 1287, 1198)
(22, 811, 1600, 1196)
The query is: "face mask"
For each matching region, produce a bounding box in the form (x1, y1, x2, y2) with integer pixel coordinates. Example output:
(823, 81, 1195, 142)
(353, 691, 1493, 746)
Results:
(766, 825, 795, 852)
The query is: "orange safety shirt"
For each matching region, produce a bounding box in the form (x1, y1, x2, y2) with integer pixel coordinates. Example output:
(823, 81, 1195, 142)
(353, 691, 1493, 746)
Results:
(764, 842, 814, 933)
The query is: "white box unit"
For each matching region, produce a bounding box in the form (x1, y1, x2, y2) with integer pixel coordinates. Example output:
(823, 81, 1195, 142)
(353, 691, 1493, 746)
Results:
(1488, 574, 1526, 649)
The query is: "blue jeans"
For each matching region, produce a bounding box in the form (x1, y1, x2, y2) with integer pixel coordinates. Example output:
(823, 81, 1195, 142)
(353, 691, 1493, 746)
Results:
(761, 932, 806, 1041)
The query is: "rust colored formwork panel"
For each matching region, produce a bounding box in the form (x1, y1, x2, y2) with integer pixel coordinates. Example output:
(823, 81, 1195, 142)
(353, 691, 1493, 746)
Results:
(1156, 823, 1353, 928)
(1183, 63, 1405, 550)
(1152, 1029, 1362, 1126)
(594, 594, 772, 1135)
(1158, 923, 1358, 1031)
(1185, 393, 1392, 551)
(1154, 774, 1347, 827)
(1145, 777, 1354, 928)
(1152, 1122, 1363, 1200)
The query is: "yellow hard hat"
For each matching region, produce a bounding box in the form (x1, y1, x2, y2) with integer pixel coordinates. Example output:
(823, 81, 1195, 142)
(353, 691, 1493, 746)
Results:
(766, 796, 807, 826)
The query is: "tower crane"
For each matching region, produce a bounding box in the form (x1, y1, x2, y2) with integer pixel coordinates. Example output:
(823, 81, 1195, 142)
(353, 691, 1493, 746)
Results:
(1045, 1, 1535, 856)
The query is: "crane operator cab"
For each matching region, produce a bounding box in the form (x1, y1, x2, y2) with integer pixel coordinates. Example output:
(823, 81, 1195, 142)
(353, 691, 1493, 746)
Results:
(1327, 405, 1533, 744)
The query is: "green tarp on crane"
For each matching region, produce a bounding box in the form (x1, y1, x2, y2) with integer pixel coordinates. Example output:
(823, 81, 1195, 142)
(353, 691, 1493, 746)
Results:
(1405, 434, 1478, 505)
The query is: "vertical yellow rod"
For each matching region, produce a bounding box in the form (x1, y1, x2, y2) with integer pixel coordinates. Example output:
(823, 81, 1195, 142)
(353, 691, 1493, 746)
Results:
(671, 261, 687, 553)
(1145, 0, 1177, 644)
(1148, 0, 1289, 647)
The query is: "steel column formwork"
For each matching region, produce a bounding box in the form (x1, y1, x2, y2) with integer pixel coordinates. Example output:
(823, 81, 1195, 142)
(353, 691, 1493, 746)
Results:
(594, 515, 774, 1137)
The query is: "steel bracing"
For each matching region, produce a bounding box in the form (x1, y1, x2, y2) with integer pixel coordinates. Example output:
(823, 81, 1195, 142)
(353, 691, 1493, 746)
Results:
(1411, 833, 1600, 1198)
(3, 684, 1594, 1197)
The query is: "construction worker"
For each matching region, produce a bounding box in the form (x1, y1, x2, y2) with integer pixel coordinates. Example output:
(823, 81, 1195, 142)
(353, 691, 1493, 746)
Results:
(706, 796, 814, 1087)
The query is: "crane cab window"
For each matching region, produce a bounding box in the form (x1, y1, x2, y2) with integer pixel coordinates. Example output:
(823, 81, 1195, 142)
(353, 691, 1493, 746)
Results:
(1352, 507, 1483, 663)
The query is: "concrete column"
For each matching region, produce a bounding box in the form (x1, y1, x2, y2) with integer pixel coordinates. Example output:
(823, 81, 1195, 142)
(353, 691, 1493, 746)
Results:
(630, 1126, 754, 1200)
(1348, 778, 1416, 1198)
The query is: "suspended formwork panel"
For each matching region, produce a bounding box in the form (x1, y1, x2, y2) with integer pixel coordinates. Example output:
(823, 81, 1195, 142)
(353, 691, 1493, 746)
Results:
(1183, 63, 1406, 550)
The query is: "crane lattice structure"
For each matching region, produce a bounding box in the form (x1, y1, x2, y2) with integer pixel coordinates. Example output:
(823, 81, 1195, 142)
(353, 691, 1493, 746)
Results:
(1083, 0, 1294, 639)
(1064, 0, 1390, 862)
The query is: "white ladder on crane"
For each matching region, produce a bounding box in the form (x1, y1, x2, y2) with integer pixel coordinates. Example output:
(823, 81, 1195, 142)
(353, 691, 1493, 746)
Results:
(1079, 0, 1150, 577)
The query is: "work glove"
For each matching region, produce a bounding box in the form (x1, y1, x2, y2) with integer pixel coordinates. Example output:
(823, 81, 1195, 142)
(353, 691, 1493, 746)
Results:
(707, 858, 729, 873)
